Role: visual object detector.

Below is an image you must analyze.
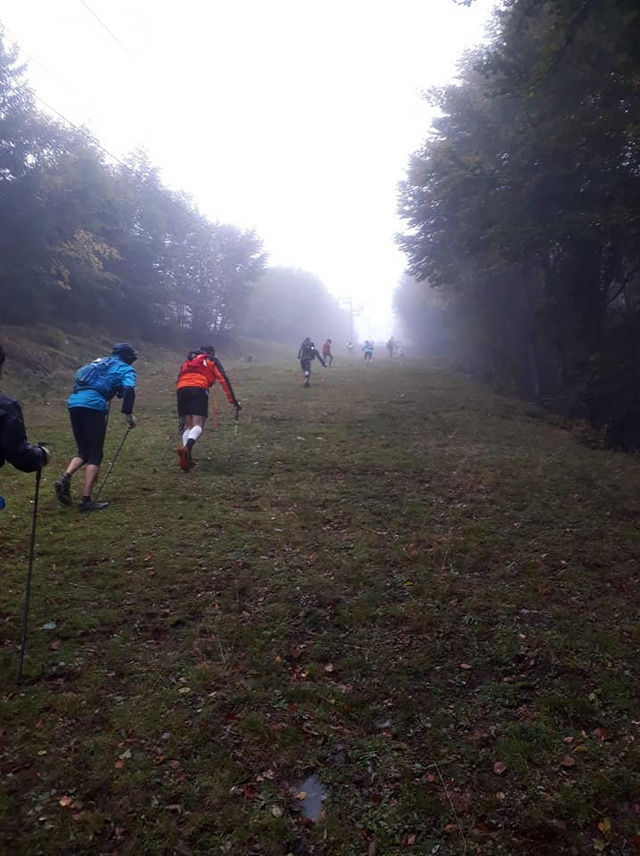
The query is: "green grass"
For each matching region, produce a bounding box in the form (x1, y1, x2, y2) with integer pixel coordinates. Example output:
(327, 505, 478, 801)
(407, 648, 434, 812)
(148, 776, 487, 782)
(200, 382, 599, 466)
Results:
(2, 346, 640, 855)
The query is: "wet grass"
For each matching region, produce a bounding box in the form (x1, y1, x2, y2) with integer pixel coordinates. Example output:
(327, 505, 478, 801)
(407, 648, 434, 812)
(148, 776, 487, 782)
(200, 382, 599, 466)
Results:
(1, 349, 640, 855)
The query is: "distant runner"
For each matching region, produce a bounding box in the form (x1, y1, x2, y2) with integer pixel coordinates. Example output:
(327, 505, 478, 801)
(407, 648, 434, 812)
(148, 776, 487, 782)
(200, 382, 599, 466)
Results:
(175, 345, 241, 472)
(298, 338, 326, 387)
(386, 336, 395, 358)
(362, 340, 374, 363)
(322, 338, 334, 367)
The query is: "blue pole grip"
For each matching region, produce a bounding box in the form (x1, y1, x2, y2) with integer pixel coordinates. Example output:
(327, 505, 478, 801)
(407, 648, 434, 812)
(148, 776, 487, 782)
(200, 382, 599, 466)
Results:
(0, 496, 5, 510)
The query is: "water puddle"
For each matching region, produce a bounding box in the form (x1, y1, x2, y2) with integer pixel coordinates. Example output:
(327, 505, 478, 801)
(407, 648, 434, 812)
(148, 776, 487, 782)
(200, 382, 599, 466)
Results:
(294, 773, 328, 821)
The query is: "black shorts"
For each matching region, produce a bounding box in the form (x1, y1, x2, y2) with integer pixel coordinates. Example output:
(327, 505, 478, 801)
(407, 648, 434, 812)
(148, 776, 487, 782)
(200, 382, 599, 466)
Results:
(177, 386, 209, 419)
(300, 358, 311, 373)
(69, 407, 107, 466)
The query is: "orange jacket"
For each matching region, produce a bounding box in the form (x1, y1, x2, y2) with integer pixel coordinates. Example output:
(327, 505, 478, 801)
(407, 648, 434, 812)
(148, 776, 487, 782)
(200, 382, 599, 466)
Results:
(176, 354, 237, 405)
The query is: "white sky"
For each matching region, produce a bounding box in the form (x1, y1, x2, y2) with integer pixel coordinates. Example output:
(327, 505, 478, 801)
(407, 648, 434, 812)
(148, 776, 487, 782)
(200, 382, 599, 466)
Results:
(2, 0, 495, 339)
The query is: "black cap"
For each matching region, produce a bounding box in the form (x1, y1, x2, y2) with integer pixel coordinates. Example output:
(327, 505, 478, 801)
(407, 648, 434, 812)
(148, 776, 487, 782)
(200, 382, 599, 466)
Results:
(112, 343, 138, 364)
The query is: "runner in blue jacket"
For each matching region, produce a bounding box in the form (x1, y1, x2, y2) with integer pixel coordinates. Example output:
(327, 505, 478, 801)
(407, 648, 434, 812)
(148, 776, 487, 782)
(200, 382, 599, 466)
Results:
(55, 343, 138, 512)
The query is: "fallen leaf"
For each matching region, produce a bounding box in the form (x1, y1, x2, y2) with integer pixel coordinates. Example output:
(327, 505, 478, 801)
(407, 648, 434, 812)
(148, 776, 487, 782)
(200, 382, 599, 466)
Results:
(270, 805, 283, 817)
(324, 664, 335, 673)
(460, 663, 472, 670)
(598, 817, 612, 834)
(406, 833, 416, 845)
(493, 761, 507, 776)
(169, 760, 180, 769)
(35, 720, 45, 729)
(59, 796, 73, 808)
(144, 550, 154, 561)
(296, 791, 307, 800)
(115, 760, 125, 769)
(560, 755, 576, 768)
(593, 728, 610, 742)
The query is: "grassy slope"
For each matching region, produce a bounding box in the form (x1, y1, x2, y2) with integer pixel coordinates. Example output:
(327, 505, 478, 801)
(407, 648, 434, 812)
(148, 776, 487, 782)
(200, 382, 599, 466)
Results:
(1, 347, 639, 856)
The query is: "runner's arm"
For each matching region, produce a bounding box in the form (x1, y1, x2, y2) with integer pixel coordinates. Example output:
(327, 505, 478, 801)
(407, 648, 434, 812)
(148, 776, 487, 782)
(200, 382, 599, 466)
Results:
(119, 365, 137, 414)
(0, 399, 47, 472)
(212, 359, 239, 406)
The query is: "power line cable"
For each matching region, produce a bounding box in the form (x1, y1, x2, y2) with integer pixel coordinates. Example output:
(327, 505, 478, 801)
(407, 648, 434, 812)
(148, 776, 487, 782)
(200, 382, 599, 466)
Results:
(30, 88, 211, 233)
(2, 32, 254, 250)
(77, 0, 129, 54)
(2, 31, 92, 107)
(1, 33, 185, 217)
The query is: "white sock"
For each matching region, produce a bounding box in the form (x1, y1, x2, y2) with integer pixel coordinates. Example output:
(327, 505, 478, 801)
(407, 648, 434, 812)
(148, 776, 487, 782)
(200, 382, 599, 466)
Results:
(182, 430, 190, 446)
(188, 425, 203, 443)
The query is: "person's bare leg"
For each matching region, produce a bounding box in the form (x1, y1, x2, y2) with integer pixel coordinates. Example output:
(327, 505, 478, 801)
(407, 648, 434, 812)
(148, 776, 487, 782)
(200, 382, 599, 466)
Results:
(64, 456, 85, 477)
(185, 415, 206, 464)
(81, 464, 100, 498)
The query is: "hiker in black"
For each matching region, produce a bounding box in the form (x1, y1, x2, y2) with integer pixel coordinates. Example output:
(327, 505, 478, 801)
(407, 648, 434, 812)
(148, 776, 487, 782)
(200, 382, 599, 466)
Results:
(0, 343, 49, 474)
(298, 338, 326, 387)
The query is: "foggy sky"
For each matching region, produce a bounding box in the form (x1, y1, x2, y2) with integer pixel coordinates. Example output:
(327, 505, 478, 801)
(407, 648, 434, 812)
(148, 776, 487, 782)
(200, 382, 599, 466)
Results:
(2, 0, 495, 340)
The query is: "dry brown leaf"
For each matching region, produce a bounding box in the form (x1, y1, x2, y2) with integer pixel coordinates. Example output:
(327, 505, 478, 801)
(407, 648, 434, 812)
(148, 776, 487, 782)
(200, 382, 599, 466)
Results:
(493, 761, 507, 776)
(560, 755, 576, 768)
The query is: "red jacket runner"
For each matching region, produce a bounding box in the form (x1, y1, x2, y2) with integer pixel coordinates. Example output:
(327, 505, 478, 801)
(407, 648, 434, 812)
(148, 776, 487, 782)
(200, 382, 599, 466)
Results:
(176, 354, 237, 405)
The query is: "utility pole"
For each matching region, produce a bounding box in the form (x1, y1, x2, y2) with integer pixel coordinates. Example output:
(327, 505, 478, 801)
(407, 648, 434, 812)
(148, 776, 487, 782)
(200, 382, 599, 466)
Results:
(340, 296, 363, 343)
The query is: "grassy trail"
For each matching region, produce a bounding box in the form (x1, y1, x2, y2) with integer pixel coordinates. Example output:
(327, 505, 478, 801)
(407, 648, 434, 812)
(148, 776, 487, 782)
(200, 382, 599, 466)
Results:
(1, 352, 640, 855)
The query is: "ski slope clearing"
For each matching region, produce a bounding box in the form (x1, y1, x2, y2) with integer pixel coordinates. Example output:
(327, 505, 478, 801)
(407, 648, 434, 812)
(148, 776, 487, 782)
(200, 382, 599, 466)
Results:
(2, 352, 640, 855)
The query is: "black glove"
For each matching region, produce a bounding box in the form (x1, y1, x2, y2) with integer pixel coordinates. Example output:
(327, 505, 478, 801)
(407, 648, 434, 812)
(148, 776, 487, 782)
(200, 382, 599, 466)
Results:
(235, 402, 242, 412)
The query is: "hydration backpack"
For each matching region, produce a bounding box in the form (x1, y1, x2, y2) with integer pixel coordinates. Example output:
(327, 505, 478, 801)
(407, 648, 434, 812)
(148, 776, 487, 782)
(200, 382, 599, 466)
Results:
(73, 357, 120, 399)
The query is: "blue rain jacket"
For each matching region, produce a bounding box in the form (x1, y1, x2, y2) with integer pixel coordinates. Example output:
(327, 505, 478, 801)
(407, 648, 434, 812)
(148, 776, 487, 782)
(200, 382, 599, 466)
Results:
(67, 356, 136, 413)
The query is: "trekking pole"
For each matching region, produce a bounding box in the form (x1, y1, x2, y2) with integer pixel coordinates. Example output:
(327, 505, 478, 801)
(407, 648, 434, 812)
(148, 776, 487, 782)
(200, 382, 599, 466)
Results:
(17, 466, 42, 682)
(162, 418, 184, 462)
(230, 406, 239, 469)
(93, 427, 131, 505)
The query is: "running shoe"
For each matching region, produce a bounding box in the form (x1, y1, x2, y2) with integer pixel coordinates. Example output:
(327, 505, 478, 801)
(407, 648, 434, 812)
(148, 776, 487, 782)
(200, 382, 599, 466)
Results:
(54, 474, 72, 507)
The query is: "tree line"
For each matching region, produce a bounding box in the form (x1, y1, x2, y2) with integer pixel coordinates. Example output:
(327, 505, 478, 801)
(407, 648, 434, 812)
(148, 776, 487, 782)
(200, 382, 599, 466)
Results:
(0, 32, 351, 347)
(397, 0, 640, 448)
